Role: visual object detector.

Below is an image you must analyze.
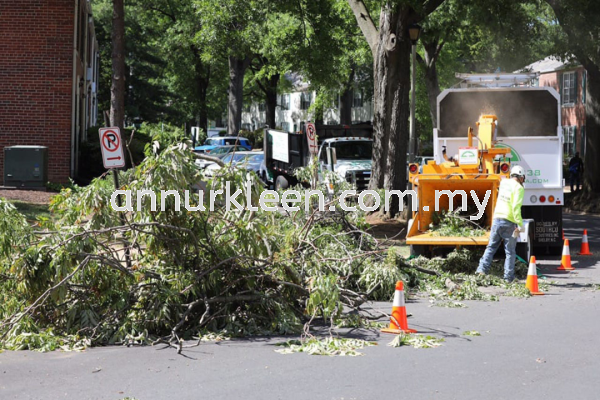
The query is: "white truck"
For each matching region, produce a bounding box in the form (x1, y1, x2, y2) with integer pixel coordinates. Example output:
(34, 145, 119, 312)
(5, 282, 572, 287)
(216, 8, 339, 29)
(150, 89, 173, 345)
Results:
(431, 74, 563, 255)
(262, 123, 373, 191)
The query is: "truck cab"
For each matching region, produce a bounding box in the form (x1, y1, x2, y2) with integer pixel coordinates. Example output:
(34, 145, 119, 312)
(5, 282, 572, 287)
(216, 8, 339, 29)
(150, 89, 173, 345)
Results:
(317, 137, 372, 191)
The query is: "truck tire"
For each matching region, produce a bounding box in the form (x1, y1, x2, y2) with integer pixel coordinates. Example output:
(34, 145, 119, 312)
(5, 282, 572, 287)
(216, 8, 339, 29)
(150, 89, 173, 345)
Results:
(275, 175, 289, 191)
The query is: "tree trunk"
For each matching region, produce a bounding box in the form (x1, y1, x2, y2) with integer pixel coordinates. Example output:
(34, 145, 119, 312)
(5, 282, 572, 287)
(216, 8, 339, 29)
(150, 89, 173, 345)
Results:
(194, 55, 210, 133)
(264, 74, 279, 129)
(418, 41, 443, 129)
(227, 56, 251, 137)
(583, 65, 600, 193)
(367, 14, 412, 216)
(339, 69, 355, 125)
(347, 0, 445, 216)
(110, 0, 126, 129)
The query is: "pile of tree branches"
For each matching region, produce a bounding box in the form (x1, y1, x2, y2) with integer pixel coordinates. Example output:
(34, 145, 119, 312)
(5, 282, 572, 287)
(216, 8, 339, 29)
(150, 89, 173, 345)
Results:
(0, 142, 411, 351)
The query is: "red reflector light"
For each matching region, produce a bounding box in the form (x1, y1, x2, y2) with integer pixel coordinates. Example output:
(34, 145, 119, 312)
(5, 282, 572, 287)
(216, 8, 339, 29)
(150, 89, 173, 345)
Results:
(500, 163, 510, 173)
(539, 195, 546, 203)
(409, 164, 418, 173)
(548, 195, 555, 203)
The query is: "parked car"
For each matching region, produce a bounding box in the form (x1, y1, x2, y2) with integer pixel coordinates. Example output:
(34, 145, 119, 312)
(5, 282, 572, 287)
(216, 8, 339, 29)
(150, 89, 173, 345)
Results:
(204, 151, 263, 177)
(194, 145, 248, 169)
(194, 137, 252, 153)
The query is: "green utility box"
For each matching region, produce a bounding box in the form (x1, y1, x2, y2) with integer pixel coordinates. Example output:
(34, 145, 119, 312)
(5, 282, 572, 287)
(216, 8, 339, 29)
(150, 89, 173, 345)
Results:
(4, 146, 48, 188)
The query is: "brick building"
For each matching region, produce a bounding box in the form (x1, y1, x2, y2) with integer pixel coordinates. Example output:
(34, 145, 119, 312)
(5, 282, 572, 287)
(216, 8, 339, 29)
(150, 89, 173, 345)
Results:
(0, 0, 99, 184)
(523, 56, 587, 157)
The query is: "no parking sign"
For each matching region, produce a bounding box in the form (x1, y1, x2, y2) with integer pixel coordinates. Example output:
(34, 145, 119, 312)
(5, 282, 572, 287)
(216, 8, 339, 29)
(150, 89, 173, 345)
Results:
(306, 123, 318, 155)
(99, 127, 126, 169)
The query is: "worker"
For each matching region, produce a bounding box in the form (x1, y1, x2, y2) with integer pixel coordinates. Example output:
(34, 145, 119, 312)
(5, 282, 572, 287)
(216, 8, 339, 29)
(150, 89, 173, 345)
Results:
(476, 165, 525, 282)
(569, 152, 584, 192)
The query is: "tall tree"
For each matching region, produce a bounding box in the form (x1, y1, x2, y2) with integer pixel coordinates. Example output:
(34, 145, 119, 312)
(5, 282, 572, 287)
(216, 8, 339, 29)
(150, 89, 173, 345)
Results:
(347, 0, 445, 216)
(110, 0, 126, 129)
(197, 0, 270, 136)
(546, 0, 600, 193)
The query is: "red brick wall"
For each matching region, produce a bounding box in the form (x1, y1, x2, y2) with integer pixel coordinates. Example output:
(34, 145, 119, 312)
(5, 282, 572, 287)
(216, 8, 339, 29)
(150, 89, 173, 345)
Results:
(540, 68, 587, 153)
(0, 0, 75, 184)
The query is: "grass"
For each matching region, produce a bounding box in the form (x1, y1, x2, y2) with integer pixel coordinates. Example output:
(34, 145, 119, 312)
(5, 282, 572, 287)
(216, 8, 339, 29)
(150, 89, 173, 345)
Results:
(10, 201, 51, 221)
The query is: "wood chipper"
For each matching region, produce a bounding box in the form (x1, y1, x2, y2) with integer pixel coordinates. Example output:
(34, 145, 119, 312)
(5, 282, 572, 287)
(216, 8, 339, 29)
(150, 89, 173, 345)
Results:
(406, 114, 525, 258)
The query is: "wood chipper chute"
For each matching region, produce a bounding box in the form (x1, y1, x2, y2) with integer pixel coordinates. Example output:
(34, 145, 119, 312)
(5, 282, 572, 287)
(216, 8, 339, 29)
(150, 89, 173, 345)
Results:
(406, 114, 512, 255)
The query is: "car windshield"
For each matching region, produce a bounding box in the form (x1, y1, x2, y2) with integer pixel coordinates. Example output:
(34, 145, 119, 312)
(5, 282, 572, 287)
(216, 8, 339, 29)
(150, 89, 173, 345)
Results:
(204, 138, 219, 146)
(230, 154, 252, 163)
(248, 154, 265, 163)
(210, 146, 233, 155)
(331, 141, 372, 160)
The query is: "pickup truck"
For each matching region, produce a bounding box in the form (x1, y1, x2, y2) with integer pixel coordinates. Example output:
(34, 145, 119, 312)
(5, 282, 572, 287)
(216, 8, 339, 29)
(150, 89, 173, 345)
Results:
(262, 123, 373, 191)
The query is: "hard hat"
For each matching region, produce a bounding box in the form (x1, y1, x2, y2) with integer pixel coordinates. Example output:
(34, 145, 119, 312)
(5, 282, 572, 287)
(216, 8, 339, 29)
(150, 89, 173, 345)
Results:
(510, 165, 525, 177)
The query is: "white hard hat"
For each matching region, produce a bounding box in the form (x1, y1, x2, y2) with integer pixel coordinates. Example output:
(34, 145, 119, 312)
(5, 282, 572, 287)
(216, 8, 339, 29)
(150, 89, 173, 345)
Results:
(510, 165, 525, 177)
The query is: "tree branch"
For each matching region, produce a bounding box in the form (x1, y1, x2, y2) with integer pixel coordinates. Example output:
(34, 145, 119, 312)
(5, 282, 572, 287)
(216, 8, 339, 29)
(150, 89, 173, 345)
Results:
(347, 0, 379, 53)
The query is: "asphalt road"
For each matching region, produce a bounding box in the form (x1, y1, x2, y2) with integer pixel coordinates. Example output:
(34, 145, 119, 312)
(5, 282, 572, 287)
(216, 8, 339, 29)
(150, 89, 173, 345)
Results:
(1, 212, 600, 400)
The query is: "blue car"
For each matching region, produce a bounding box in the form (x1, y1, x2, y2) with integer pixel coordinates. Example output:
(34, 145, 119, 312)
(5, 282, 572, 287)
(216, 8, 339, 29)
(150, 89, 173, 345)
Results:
(194, 136, 252, 153)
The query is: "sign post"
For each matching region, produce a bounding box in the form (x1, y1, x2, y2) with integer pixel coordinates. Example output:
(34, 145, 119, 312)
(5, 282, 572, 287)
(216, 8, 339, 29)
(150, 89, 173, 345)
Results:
(99, 127, 130, 268)
(306, 122, 319, 189)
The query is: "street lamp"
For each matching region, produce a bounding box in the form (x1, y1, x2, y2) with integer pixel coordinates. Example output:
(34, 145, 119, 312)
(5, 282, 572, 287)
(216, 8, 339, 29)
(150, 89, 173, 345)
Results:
(408, 23, 421, 164)
(406, 23, 421, 218)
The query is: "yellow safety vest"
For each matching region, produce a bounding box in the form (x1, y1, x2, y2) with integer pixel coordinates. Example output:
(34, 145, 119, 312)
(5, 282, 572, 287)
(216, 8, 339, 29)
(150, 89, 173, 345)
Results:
(493, 178, 524, 228)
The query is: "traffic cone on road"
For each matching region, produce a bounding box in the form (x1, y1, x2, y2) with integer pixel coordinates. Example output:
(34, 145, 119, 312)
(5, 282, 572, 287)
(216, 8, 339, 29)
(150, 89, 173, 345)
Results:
(381, 281, 416, 334)
(557, 239, 575, 271)
(578, 229, 593, 255)
(526, 256, 544, 295)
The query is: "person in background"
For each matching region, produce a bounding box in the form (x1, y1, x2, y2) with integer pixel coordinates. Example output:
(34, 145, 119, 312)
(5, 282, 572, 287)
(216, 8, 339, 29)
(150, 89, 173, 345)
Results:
(476, 166, 525, 283)
(569, 152, 584, 192)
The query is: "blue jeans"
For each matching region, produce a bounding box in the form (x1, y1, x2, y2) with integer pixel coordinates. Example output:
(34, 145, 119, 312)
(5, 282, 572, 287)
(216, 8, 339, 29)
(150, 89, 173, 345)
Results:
(477, 218, 517, 282)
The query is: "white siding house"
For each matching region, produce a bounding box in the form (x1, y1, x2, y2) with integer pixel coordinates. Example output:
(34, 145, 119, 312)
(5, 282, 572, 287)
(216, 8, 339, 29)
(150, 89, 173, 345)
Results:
(241, 74, 373, 132)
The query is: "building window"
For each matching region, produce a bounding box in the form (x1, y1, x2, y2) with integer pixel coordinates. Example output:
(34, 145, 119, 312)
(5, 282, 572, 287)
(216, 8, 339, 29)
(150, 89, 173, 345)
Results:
(353, 90, 363, 108)
(561, 71, 577, 105)
(279, 94, 290, 110)
(300, 92, 312, 110)
(258, 102, 265, 112)
(563, 126, 576, 156)
(243, 103, 251, 112)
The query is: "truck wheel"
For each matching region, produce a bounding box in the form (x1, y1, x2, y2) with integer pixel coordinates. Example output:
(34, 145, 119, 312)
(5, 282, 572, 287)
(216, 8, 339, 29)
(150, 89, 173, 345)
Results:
(275, 175, 289, 191)
(410, 245, 429, 258)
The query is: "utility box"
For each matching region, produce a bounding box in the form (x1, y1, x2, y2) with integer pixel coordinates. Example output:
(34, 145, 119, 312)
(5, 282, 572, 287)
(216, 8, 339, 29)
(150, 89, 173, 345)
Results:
(4, 146, 48, 188)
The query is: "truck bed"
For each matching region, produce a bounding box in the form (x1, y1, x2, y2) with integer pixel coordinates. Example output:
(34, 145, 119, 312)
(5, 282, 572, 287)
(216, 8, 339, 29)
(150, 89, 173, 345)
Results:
(406, 231, 491, 246)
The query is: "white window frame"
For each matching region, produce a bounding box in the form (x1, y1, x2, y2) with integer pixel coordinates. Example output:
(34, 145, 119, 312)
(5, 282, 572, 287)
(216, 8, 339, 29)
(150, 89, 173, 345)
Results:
(563, 126, 575, 156)
(279, 94, 290, 110)
(300, 92, 312, 110)
(562, 71, 576, 106)
(353, 89, 363, 108)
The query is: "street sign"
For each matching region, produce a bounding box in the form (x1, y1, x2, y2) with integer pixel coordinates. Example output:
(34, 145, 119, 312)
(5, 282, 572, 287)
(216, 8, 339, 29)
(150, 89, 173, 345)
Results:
(306, 122, 318, 155)
(99, 127, 126, 169)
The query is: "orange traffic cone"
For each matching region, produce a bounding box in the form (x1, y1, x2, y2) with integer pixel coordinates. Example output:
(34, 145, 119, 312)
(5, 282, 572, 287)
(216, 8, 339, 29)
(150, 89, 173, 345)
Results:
(526, 256, 544, 295)
(578, 229, 593, 255)
(557, 239, 575, 271)
(381, 281, 416, 334)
